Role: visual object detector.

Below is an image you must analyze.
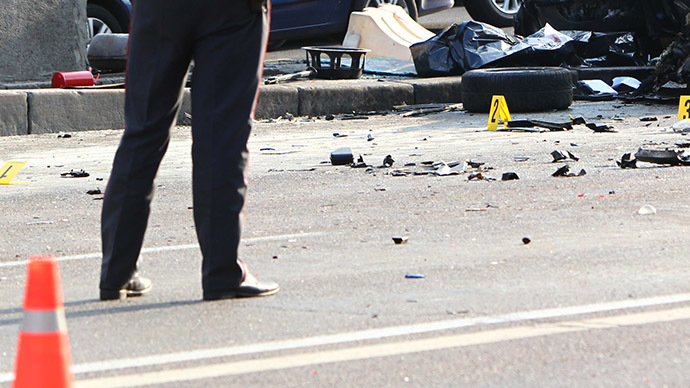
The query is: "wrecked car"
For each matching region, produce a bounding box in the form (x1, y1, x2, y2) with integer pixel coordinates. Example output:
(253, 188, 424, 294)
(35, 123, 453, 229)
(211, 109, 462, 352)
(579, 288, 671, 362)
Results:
(515, 0, 690, 56)
(464, 0, 522, 28)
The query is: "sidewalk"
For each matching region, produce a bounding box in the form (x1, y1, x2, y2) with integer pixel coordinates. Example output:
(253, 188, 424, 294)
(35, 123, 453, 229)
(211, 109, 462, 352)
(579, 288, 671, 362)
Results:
(0, 76, 463, 136)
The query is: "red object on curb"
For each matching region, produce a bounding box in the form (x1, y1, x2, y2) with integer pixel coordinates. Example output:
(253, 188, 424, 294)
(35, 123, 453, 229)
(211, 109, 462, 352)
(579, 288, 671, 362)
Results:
(51, 71, 96, 88)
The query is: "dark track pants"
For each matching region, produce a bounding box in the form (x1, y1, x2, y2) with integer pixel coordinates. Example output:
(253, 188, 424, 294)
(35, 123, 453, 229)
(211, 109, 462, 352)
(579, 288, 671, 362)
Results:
(100, 0, 268, 293)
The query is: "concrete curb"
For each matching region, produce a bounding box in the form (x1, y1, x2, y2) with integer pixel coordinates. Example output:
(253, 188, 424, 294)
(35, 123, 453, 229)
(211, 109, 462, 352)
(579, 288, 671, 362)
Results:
(0, 76, 463, 136)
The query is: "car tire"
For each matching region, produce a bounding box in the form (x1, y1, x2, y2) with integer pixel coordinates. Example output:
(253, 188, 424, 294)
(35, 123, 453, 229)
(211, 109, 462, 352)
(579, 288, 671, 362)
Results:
(461, 67, 573, 113)
(352, 0, 418, 20)
(87, 4, 123, 39)
(464, 0, 521, 28)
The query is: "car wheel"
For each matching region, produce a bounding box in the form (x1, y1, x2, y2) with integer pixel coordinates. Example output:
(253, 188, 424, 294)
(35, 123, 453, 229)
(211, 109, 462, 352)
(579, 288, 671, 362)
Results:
(87, 4, 122, 40)
(353, 0, 419, 20)
(464, 0, 521, 28)
(461, 67, 573, 113)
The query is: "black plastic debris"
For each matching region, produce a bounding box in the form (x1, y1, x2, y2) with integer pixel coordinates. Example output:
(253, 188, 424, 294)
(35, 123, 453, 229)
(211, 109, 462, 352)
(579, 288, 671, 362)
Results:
(57, 134, 72, 139)
(405, 274, 425, 279)
(640, 117, 658, 122)
(634, 148, 690, 166)
(466, 160, 485, 168)
(351, 155, 368, 168)
(522, 237, 531, 245)
(507, 119, 573, 132)
(367, 134, 374, 141)
(392, 236, 408, 245)
(586, 123, 617, 133)
(61, 169, 89, 178)
(330, 147, 354, 165)
(501, 172, 519, 181)
(86, 188, 102, 195)
(567, 151, 579, 161)
(333, 132, 347, 138)
(468, 173, 496, 181)
(551, 150, 567, 162)
(340, 114, 369, 120)
(552, 165, 586, 177)
(617, 153, 638, 169)
(382, 155, 395, 167)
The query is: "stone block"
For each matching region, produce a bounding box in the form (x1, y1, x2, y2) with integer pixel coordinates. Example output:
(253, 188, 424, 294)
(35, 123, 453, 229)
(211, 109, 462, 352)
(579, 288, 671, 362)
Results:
(298, 80, 414, 117)
(0, 91, 29, 136)
(29, 89, 125, 134)
(256, 85, 300, 119)
(394, 76, 463, 104)
(0, 0, 88, 83)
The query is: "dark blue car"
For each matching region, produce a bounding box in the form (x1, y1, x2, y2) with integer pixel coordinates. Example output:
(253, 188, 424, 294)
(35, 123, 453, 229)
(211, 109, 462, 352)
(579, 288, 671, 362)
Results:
(86, 0, 454, 40)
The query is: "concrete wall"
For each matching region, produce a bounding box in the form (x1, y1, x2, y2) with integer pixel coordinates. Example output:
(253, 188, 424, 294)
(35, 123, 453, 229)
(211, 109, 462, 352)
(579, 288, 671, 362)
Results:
(0, 0, 88, 83)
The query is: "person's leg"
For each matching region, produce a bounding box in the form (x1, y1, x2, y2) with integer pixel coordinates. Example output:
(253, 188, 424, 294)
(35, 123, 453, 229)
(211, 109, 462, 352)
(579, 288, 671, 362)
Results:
(100, 0, 195, 297)
(190, 0, 271, 294)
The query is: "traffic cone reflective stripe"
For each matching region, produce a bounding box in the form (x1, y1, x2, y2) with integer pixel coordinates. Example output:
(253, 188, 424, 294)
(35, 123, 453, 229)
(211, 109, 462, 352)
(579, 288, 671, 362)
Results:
(13, 255, 73, 388)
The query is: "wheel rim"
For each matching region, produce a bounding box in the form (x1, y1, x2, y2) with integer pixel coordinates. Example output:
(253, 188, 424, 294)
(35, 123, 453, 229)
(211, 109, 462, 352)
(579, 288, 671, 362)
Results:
(87, 17, 113, 40)
(363, 0, 410, 13)
(490, 0, 521, 15)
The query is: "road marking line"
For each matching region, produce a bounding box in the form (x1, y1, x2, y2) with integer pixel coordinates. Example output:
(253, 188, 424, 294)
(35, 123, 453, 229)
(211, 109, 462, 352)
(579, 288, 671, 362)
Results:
(1, 292, 689, 385)
(0, 232, 324, 268)
(73, 306, 690, 388)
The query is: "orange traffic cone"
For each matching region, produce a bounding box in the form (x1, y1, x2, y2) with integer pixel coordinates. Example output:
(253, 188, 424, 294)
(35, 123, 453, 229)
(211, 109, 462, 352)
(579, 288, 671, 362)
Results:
(13, 255, 73, 388)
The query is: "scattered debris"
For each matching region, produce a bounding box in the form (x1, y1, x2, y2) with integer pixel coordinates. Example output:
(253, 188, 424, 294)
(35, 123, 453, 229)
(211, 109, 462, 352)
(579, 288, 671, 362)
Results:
(637, 205, 657, 215)
(617, 153, 638, 169)
(634, 148, 690, 166)
(586, 123, 617, 133)
(26, 221, 54, 225)
(392, 236, 408, 245)
(351, 155, 369, 168)
(86, 188, 102, 195)
(57, 134, 72, 139)
(395, 103, 462, 117)
(382, 155, 395, 167)
(340, 114, 369, 120)
(260, 147, 275, 151)
(333, 133, 348, 138)
(506, 119, 574, 132)
(405, 274, 425, 279)
(552, 165, 586, 177)
(60, 169, 89, 178)
(640, 117, 658, 122)
(367, 134, 374, 141)
(672, 119, 690, 133)
(468, 173, 495, 181)
(501, 172, 519, 181)
(551, 150, 567, 162)
(330, 147, 354, 165)
(522, 237, 531, 245)
(465, 160, 484, 168)
(514, 156, 529, 162)
(567, 151, 579, 161)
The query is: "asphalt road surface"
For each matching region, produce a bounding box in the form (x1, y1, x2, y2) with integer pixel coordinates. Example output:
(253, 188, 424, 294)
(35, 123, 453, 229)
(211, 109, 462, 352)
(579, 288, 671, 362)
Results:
(1, 98, 690, 386)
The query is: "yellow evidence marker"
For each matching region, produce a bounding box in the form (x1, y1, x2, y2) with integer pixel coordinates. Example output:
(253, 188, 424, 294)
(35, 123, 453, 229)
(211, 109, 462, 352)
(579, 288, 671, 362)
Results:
(0, 161, 28, 185)
(678, 96, 690, 120)
(487, 95, 512, 131)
